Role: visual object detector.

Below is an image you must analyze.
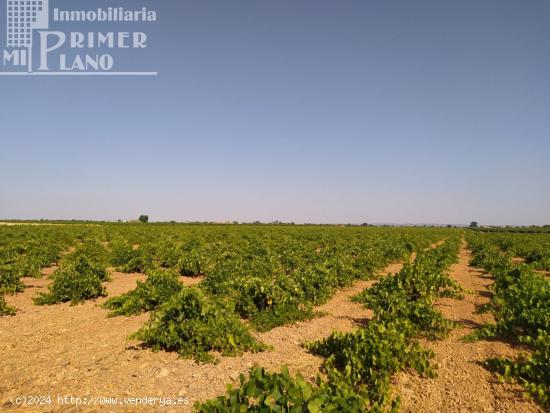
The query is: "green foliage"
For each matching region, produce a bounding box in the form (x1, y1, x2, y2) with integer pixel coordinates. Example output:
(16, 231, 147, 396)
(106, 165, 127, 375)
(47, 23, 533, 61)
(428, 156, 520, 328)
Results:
(484, 332, 549, 407)
(121, 253, 152, 273)
(0, 265, 24, 294)
(61, 254, 110, 282)
(109, 239, 137, 266)
(462, 323, 497, 342)
(67, 241, 110, 269)
(489, 265, 549, 341)
(307, 319, 434, 408)
(466, 232, 550, 407)
(109, 240, 153, 273)
(34, 256, 107, 305)
(139, 215, 149, 223)
(196, 366, 371, 413)
(353, 240, 463, 339)
(232, 275, 315, 332)
(293, 238, 462, 411)
(468, 239, 510, 272)
(0, 223, 464, 400)
(0, 295, 16, 316)
(132, 288, 267, 363)
(196, 227, 449, 331)
(177, 251, 202, 276)
(468, 230, 550, 271)
(11, 243, 63, 278)
(249, 303, 316, 333)
(103, 269, 183, 316)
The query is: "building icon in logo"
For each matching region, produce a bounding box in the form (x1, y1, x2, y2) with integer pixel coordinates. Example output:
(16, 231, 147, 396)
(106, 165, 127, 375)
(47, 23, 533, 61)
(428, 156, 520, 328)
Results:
(2, 0, 158, 75)
(6, 0, 49, 56)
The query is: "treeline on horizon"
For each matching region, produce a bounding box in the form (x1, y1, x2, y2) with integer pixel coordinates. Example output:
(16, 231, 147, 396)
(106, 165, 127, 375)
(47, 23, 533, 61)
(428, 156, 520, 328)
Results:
(1, 219, 550, 232)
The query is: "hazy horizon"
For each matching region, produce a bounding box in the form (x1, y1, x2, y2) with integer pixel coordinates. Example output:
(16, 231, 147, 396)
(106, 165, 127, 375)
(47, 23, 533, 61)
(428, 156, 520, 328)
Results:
(1, 1, 549, 226)
(0, 219, 542, 228)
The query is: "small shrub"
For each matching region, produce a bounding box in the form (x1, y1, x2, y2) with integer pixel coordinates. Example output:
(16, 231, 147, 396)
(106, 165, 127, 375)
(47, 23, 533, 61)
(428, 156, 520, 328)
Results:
(176, 252, 201, 276)
(103, 269, 183, 316)
(68, 241, 109, 268)
(121, 254, 152, 273)
(110, 240, 136, 266)
(132, 288, 266, 363)
(0, 265, 24, 294)
(232, 275, 316, 331)
(0, 295, 16, 316)
(196, 366, 369, 413)
(484, 332, 549, 407)
(12, 244, 62, 278)
(110, 241, 153, 273)
(13, 258, 42, 278)
(34, 257, 107, 305)
(250, 302, 316, 332)
(307, 319, 435, 407)
(60, 255, 110, 282)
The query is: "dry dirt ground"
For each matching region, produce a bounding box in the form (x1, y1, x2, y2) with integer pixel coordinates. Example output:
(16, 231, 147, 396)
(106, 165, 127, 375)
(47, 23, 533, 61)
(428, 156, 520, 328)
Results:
(394, 243, 543, 413)
(0, 242, 543, 413)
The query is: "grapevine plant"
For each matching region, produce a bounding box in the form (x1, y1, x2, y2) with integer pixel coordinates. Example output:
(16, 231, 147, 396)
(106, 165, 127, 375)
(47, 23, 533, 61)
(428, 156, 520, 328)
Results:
(133, 288, 267, 363)
(0, 295, 16, 316)
(0, 265, 25, 294)
(34, 255, 108, 305)
(102, 269, 183, 316)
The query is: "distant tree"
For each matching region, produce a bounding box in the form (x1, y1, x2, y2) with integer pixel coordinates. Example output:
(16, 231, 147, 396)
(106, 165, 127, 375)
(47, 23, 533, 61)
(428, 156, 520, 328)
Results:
(447, 224, 453, 228)
(469, 221, 478, 228)
(139, 215, 149, 223)
(361, 222, 369, 227)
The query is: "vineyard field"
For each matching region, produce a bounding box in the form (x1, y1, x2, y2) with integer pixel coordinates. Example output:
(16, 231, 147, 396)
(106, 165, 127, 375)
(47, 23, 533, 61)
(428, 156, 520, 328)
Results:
(0, 223, 547, 412)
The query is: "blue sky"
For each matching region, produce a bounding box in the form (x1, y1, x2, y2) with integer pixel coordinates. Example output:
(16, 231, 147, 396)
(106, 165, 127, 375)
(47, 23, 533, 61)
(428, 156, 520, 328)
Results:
(0, 1, 549, 225)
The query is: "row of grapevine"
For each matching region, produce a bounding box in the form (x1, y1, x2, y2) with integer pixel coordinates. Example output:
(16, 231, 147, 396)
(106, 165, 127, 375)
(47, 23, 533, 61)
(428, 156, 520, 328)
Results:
(0, 225, 86, 315)
(1, 225, 451, 326)
(469, 230, 550, 271)
(466, 232, 549, 407)
(1, 224, 458, 378)
(34, 241, 111, 305)
(196, 237, 462, 411)
(94, 226, 454, 362)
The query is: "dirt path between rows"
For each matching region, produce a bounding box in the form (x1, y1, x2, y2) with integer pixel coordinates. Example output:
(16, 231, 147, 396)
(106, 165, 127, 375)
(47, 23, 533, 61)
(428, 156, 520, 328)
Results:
(393, 242, 543, 413)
